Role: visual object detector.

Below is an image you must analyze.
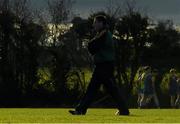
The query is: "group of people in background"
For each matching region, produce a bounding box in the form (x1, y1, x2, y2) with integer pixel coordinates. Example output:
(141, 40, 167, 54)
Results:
(136, 66, 180, 109)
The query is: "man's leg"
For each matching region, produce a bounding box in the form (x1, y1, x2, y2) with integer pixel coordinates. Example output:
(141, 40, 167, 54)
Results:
(137, 93, 141, 108)
(69, 69, 101, 115)
(137, 92, 143, 108)
(175, 95, 180, 108)
(103, 78, 129, 115)
(170, 95, 176, 108)
(140, 94, 148, 108)
(146, 95, 154, 107)
(97, 62, 129, 115)
(153, 93, 160, 108)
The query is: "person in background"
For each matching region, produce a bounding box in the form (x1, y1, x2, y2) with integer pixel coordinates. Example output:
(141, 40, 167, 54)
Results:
(139, 66, 152, 108)
(175, 75, 180, 108)
(136, 67, 145, 108)
(151, 69, 160, 108)
(140, 66, 160, 108)
(168, 68, 177, 108)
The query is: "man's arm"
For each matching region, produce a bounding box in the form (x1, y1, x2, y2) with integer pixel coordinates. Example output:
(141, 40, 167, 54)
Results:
(88, 30, 107, 55)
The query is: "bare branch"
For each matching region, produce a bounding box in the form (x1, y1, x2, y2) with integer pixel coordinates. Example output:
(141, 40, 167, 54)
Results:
(0, 0, 10, 12)
(11, 0, 33, 22)
(105, 0, 122, 18)
(47, 0, 74, 24)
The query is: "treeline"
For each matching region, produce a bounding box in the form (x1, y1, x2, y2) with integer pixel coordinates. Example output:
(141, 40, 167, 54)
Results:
(0, 0, 180, 107)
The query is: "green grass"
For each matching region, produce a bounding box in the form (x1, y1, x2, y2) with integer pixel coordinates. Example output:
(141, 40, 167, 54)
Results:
(0, 108, 179, 123)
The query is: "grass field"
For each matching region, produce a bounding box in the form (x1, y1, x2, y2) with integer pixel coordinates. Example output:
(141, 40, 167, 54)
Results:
(0, 108, 179, 123)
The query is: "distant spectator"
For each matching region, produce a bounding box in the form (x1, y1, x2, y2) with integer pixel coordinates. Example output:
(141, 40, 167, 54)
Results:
(168, 68, 178, 108)
(151, 69, 160, 108)
(140, 66, 160, 108)
(136, 67, 145, 108)
(175, 76, 180, 108)
(140, 66, 152, 108)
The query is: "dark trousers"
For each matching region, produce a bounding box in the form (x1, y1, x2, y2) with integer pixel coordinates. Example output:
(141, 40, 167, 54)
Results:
(76, 62, 129, 113)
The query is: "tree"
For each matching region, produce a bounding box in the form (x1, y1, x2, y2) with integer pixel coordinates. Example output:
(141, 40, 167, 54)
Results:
(143, 20, 180, 69)
(11, 0, 32, 22)
(0, 0, 45, 106)
(41, 0, 74, 101)
(114, 11, 151, 96)
(0, 0, 18, 105)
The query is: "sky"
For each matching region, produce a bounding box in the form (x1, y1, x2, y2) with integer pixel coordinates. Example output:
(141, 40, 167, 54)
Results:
(31, 0, 180, 25)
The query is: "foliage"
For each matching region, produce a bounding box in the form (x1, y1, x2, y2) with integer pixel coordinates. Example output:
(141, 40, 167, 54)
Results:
(0, 1, 44, 106)
(114, 11, 151, 96)
(143, 20, 180, 69)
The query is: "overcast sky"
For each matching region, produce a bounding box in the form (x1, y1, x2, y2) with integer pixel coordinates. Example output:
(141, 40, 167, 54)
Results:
(31, 0, 180, 24)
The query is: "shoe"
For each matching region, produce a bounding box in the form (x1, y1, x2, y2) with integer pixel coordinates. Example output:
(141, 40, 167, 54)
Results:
(115, 110, 130, 116)
(69, 110, 85, 115)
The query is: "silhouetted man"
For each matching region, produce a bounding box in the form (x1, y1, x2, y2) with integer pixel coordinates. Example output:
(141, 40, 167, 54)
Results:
(69, 15, 129, 115)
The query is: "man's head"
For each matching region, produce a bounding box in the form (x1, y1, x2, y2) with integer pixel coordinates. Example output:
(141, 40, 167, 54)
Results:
(93, 15, 107, 32)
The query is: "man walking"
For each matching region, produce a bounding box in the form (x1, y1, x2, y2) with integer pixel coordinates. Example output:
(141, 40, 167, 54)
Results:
(69, 15, 129, 115)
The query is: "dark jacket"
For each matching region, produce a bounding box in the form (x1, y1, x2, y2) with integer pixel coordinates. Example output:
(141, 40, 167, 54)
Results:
(88, 30, 115, 64)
